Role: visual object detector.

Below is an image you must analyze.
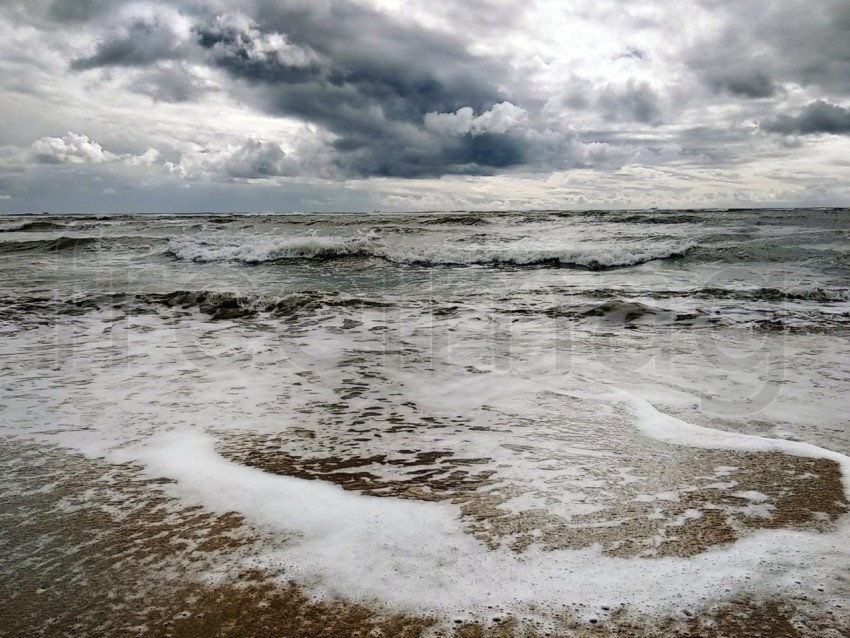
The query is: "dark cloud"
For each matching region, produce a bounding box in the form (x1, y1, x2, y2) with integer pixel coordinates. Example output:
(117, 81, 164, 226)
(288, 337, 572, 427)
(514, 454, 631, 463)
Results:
(762, 100, 850, 135)
(753, 0, 850, 94)
(47, 0, 112, 24)
(128, 64, 214, 103)
(197, 8, 502, 121)
(222, 139, 290, 179)
(326, 128, 527, 178)
(709, 69, 776, 98)
(194, 5, 526, 177)
(691, 0, 850, 96)
(617, 48, 646, 61)
(196, 20, 324, 85)
(560, 77, 664, 126)
(674, 126, 755, 164)
(71, 16, 189, 70)
(597, 80, 662, 124)
(687, 35, 779, 100)
(64, 1, 529, 178)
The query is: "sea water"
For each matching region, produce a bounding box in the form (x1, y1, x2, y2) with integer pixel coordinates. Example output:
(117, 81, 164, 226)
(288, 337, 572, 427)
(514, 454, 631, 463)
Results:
(1, 209, 848, 635)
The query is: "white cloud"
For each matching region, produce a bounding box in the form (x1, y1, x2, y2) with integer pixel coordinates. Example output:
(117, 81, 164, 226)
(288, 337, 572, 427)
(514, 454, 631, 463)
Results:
(124, 147, 161, 166)
(30, 133, 168, 170)
(424, 102, 528, 136)
(31, 132, 115, 164)
(165, 137, 319, 181)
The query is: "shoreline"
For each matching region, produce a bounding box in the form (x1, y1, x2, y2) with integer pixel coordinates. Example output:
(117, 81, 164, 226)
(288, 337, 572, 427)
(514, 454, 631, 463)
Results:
(2, 438, 848, 638)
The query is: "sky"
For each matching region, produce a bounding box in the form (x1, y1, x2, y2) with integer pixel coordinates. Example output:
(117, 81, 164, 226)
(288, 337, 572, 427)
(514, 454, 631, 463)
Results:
(0, 0, 849, 213)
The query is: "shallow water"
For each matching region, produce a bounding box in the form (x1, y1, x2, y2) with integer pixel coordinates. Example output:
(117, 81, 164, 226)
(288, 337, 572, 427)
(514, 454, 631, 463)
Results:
(1, 208, 849, 636)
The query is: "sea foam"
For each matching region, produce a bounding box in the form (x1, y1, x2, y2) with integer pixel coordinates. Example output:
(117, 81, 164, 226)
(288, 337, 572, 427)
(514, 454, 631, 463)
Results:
(122, 420, 850, 628)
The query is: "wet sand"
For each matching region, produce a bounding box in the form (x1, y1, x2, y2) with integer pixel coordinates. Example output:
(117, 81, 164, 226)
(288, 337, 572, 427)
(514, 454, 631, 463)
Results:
(2, 439, 848, 638)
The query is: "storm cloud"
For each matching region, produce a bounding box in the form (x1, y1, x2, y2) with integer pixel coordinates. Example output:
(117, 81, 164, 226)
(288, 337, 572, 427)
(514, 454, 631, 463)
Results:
(66, 2, 531, 178)
(71, 12, 194, 70)
(199, 8, 530, 177)
(763, 101, 850, 135)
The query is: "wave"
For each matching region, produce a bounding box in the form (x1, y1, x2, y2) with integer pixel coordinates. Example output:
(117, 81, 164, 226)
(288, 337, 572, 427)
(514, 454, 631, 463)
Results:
(578, 286, 850, 303)
(696, 286, 850, 303)
(416, 214, 490, 226)
(618, 214, 702, 224)
(0, 235, 167, 255)
(540, 299, 711, 327)
(138, 291, 846, 332)
(386, 243, 694, 269)
(683, 242, 840, 264)
(0, 220, 68, 233)
(0, 289, 393, 322)
(0, 292, 131, 323)
(0, 236, 101, 253)
(144, 289, 393, 320)
(537, 298, 849, 332)
(166, 236, 376, 264)
(166, 236, 694, 270)
(4, 289, 847, 335)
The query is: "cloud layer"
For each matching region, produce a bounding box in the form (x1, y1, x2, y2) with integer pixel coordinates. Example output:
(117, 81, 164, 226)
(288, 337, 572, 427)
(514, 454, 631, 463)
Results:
(0, 0, 848, 211)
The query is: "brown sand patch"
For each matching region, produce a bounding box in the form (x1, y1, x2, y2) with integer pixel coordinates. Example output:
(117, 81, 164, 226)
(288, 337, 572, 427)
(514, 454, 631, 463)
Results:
(218, 432, 847, 558)
(480, 451, 848, 559)
(0, 441, 257, 637)
(220, 438, 496, 502)
(9, 574, 846, 638)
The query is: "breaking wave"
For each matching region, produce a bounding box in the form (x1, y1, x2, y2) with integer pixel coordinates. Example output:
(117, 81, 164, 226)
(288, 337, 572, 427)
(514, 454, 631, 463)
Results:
(166, 236, 694, 270)
(166, 236, 375, 264)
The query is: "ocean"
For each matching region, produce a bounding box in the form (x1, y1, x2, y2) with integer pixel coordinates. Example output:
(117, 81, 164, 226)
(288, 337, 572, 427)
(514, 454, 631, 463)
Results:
(1, 208, 849, 636)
